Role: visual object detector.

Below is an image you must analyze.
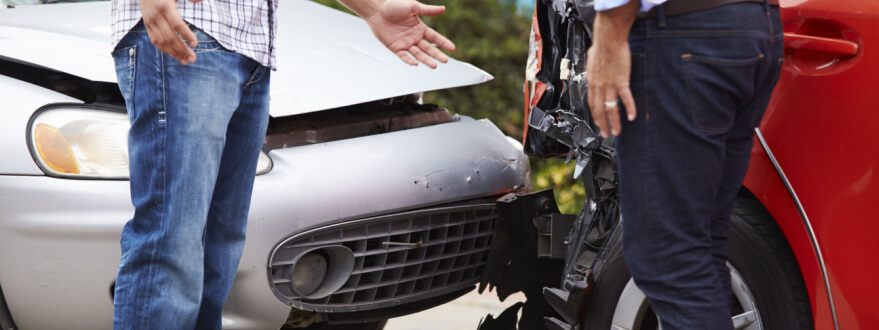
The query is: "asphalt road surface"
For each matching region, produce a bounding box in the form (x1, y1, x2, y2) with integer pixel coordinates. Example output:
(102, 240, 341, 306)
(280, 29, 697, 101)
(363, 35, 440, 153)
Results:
(384, 289, 526, 330)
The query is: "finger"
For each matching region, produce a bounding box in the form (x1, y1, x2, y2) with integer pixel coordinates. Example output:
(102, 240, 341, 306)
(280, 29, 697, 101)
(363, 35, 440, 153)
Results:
(149, 17, 188, 64)
(395, 50, 419, 66)
(419, 39, 448, 64)
(166, 14, 198, 60)
(409, 45, 437, 68)
(591, 86, 609, 138)
(604, 90, 621, 137)
(619, 87, 637, 121)
(414, 3, 446, 17)
(424, 27, 456, 52)
(587, 77, 600, 133)
(173, 19, 198, 48)
(188, 0, 203, 2)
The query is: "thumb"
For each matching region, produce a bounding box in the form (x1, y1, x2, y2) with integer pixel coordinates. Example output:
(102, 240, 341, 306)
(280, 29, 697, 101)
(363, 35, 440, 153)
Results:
(415, 2, 446, 17)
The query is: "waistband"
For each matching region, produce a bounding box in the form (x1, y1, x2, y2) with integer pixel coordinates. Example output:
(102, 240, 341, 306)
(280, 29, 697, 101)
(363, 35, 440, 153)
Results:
(638, 0, 780, 19)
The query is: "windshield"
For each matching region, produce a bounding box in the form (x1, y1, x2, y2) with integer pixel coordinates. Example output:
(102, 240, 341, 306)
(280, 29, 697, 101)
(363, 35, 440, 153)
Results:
(3, 0, 106, 5)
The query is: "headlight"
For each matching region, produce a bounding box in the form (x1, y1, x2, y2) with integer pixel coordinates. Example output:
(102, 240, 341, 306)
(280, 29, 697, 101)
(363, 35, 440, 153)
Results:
(29, 105, 273, 179)
(256, 148, 273, 175)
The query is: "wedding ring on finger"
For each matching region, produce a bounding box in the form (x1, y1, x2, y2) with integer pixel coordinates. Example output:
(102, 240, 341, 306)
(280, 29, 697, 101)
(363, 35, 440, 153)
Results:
(604, 100, 618, 109)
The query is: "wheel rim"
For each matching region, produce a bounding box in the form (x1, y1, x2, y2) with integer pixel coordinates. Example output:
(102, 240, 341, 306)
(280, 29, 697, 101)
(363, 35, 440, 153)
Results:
(610, 262, 762, 330)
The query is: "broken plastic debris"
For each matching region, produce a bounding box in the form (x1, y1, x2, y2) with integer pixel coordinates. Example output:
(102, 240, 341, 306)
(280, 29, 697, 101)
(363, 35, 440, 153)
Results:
(528, 106, 599, 178)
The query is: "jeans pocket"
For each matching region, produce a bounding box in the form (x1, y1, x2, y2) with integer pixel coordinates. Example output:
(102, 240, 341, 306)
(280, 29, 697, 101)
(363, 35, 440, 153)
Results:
(682, 53, 764, 134)
(113, 45, 137, 121)
(186, 24, 223, 54)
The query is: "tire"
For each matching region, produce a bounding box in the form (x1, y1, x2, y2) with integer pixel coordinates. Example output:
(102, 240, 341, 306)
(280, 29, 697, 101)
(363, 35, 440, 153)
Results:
(583, 195, 814, 329)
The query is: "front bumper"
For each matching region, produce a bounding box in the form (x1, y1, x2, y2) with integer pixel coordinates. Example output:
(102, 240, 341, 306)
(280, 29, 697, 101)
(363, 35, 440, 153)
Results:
(0, 119, 529, 329)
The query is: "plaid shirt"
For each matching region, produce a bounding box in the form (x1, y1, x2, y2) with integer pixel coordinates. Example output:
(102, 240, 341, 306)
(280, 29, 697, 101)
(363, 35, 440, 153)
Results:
(111, 0, 278, 68)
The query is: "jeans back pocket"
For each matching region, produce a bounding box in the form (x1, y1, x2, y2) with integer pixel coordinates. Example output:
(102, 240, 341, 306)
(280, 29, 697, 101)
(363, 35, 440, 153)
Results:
(682, 53, 764, 134)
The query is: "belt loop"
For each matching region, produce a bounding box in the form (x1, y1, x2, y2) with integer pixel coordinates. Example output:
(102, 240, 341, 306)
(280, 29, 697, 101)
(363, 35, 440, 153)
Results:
(763, 0, 770, 15)
(657, 4, 666, 27)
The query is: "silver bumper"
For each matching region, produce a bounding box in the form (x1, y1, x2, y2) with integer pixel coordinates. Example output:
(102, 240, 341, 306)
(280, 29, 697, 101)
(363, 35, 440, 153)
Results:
(0, 119, 529, 329)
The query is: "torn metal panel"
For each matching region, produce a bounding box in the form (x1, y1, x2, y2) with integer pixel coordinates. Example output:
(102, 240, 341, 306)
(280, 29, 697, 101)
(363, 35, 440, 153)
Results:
(479, 190, 566, 328)
(542, 145, 622, 330)
(528, 106, 598, 178)
(523, 0, 601, 176)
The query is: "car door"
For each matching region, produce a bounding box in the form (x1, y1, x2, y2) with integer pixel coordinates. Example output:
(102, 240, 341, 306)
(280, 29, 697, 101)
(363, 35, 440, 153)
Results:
(747, 0, 879, 328)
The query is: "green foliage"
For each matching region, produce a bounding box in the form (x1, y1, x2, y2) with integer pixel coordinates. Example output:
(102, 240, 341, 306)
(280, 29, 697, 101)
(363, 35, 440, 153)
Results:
(310, 0, 584, 213)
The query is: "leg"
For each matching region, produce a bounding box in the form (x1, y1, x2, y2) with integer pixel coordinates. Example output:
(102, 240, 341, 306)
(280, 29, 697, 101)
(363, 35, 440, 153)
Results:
(711, 18, 784, 299)
(113, 24, 256, 329)
(617, 4, 780, 329)
(195, 66, 271, 329)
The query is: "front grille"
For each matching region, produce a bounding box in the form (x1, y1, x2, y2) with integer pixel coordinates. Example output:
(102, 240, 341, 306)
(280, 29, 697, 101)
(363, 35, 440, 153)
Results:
(268, 204, 496, 312)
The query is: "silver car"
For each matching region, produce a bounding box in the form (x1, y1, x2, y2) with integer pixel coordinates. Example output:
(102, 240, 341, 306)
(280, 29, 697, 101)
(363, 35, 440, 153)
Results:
(0, 1, 529, 328)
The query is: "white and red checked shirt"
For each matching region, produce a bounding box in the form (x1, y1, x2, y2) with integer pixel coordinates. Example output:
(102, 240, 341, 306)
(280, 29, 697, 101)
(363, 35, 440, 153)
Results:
(111, 0, 278, 68)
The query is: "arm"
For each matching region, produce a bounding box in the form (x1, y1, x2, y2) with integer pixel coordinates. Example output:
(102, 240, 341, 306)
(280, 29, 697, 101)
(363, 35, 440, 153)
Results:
(336, 0, 456, 69)
(586, 0, 639, 138)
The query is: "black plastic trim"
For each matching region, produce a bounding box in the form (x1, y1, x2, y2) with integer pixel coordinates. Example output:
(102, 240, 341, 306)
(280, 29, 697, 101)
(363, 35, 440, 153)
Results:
(0, 282, 18, 330)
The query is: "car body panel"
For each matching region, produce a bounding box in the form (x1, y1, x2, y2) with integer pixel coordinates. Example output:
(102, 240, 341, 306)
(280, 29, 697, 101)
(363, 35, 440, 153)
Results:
(742, 0, 879, 328)
(743, 143, 835, 330)
(0, 75, 78, 175)
(0, 118, 529, 329)
(0, 0, 493, 117)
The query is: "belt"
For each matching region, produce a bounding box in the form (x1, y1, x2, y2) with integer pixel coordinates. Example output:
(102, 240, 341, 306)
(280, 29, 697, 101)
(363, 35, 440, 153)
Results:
(639, 0, 780, 19)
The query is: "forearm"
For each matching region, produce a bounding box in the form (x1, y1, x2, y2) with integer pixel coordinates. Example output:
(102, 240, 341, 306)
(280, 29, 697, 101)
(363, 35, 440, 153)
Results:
(586, 0, 640, 137)
(336, 0, 386, 20)
(593, 0, 639, 48)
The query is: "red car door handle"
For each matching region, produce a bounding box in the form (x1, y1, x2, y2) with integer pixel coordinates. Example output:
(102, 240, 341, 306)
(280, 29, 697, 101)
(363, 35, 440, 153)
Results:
(784, 33, 859, 57)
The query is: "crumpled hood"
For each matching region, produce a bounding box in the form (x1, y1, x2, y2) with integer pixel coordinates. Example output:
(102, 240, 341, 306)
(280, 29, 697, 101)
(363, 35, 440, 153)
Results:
(0, 0, 493, 116)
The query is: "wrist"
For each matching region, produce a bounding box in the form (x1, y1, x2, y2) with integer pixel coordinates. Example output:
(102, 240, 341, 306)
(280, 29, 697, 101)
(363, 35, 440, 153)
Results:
(337, 0, 386, 20)
(593, 0, 638, 47)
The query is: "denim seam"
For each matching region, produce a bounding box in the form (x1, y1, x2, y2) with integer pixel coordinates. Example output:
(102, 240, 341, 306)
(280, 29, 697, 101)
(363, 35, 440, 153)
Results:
(642, 29, 659, 254)
(647, 29, 770, 40)
(136, 46, 168, 329)
(193, 47, 222, 55)
(244, 65, 265, 87)
(686, 53, 765, 67)
(129, 46, 137, 116)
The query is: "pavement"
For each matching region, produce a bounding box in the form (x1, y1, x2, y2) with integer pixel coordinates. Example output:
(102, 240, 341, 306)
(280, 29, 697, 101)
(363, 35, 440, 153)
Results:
(384, 289, 526, 330)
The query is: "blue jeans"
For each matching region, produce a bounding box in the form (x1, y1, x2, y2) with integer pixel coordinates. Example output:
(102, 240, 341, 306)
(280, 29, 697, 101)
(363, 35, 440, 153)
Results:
(112, 22, 270, 329)
(616, 3, 783, 329)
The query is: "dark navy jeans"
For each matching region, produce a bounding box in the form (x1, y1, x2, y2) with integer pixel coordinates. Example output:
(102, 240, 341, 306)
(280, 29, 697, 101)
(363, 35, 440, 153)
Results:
(616, 3, 783, 329)
(111, 22, 270, 329)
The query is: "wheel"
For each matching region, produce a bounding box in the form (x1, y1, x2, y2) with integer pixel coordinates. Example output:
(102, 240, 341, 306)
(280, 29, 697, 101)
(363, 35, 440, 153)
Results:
(583, 195, 814, 329)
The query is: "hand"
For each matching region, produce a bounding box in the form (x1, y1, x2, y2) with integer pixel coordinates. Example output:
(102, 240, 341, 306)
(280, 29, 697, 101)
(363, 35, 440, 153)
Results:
(586, 0, 639, 138)
(139, 0, 202, 65)
(364, 0, 456, 68)
(586, 38, 636, 138)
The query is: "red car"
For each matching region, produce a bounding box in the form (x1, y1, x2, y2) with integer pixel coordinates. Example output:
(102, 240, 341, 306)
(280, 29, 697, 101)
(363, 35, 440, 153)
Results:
(481, 0, 879, 329)
(744, 0, 879, 328)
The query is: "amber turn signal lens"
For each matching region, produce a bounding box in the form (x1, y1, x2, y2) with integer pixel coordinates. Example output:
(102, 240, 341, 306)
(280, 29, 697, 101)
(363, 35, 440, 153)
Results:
(34, 123, 79, 174)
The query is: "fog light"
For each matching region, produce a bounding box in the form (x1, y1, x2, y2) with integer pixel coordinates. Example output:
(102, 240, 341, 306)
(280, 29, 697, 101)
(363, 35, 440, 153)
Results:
(292, 252, 328, 297)
(288, 245, 355, 299)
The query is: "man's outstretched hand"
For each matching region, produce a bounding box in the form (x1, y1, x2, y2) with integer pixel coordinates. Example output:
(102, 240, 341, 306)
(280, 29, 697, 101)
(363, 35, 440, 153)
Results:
(139, 0, 201, 65)
(341, 0, 456, 69)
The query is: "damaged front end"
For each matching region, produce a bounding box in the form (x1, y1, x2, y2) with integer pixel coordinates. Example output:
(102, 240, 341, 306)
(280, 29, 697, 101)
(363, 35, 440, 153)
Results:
(481, 145, 620, 330)
(481, 0, 625, 329)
